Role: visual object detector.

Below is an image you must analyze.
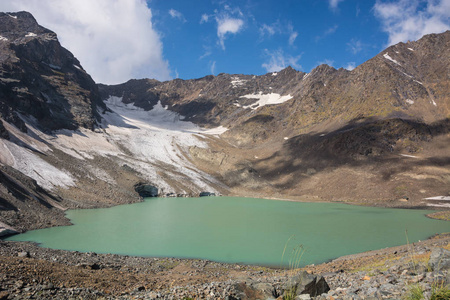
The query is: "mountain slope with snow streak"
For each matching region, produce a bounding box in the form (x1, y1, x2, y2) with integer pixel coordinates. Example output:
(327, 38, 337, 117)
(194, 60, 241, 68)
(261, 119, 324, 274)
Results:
(99, 96, 227, 193)
(1, 96, 227, 197)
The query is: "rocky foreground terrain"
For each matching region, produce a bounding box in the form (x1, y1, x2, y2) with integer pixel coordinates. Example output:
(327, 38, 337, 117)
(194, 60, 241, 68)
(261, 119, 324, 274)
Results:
(0, 234, 449, 299)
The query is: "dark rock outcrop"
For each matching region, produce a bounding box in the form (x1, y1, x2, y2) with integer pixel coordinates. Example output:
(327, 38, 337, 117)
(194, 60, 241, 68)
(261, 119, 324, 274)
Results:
(199, 192, 216, 197)
(134, 183, 159, 198)
(0, 11, 105, 132)
(283, 271, 330, 297)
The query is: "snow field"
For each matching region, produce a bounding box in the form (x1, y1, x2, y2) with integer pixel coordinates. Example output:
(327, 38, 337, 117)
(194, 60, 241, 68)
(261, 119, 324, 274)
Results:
(0, 96, 228, 194)
(240, 92, 293, 110)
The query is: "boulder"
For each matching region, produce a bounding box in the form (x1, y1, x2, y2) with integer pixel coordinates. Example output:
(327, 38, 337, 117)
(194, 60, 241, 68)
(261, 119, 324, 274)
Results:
(134, 183, 159, 198)
(428, 247, 450, 271)
(283, 271, 330, 297)
(227, 282, 278, 300)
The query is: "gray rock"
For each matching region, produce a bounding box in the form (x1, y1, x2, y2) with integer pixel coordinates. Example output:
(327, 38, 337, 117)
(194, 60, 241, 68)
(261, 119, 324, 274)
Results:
(251, 282, 277, 298)
(379, 283, 395, 295)
(428, 247, 450, 271)
(228, 281, 277, 300)
(17, 251, 30, 258)
(283, 271, 330, 297)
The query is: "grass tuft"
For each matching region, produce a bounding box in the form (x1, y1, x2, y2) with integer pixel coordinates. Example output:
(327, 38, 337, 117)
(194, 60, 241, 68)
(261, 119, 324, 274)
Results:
(281, 236, 306, 300)
(430, 281, 450, 300)
(403, 284, 424, 300)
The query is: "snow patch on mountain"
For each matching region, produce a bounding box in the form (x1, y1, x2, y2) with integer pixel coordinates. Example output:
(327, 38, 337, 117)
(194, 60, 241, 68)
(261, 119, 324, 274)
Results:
(383, 53, 401, 66)
(231, 77, 246, 88)
(0, 139, 75, 191)
(25, 32, 37, 37)
(425, 196, 450, 201)
(241, 92, 293, 110)
(201, 126, 228, 135)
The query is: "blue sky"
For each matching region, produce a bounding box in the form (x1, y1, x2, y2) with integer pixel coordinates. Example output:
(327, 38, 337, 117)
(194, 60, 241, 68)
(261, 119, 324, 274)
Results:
(1, 0, 449, 84)
(151, 0, 385, 78)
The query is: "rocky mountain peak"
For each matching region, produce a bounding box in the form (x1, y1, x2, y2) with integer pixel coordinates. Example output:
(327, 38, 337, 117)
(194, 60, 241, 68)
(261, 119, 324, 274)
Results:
(0, 11, 54, 41)
(0, 11, 104, 133)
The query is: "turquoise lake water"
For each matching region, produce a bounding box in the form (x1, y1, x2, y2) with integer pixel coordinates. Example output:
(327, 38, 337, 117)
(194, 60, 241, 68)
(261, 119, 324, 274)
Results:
(5, 197, 449, 267)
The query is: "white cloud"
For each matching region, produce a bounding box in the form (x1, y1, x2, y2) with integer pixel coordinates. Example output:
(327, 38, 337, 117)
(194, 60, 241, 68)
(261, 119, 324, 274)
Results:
(374, 0, 450, 46)
(347, 38, 363, 54)
(259, 24, 276, 37)
(210, 61, 216, 75)
(216, 17, 244, 50)
(289, 31, 298, 45)
(169, 9, 186, 22)
(344, 62, 356, 70)
(315, 24, 338, 41)
(259, 22, 298, 46)
(200, 14, 209, 23)
(0, 0, 171, 84)
(200, 5, 245, 50)
(199, 45, 212, 60)
(329, 0, 344, 11)
(262, 49, 302, 72)
(318, 59, 335, 67)
(287, 23, 298, 46)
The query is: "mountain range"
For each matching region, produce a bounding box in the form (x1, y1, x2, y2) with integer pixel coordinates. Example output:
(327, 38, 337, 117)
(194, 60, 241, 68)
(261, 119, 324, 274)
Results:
(0, 11, 449, 235)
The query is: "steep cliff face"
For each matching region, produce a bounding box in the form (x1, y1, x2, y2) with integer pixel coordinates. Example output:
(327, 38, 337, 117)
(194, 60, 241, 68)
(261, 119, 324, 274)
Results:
(0, 11, 105, 132)
(0, 12, 115, 234)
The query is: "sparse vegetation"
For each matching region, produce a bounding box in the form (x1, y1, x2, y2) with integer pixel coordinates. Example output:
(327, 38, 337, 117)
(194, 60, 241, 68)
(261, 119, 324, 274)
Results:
(431, 282, 450, 300)
(404, 284, 425, 300)
(281, 236, 306, 300)
(403, 231, 450, 300)
(403, 283, 450, 300)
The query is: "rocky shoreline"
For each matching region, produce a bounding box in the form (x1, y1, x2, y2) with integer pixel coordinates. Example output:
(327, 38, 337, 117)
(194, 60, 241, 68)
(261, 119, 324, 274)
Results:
(0, 197, 449, 299)
(0, 232, 448, 299)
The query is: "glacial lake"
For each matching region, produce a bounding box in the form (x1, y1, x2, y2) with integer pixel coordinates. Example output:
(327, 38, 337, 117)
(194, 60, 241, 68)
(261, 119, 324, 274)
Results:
(5, 197, 450, 267)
